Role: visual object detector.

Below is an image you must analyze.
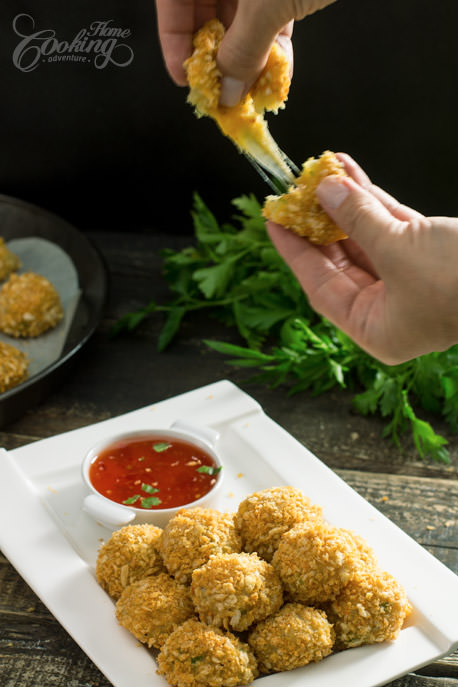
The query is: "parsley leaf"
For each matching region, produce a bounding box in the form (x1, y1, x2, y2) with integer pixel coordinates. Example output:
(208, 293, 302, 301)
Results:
(153, 442, 171, 452)
(197, 465, 222, 475)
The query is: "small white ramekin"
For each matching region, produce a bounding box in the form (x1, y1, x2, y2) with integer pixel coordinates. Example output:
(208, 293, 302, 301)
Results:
(81, 419, 223, 529)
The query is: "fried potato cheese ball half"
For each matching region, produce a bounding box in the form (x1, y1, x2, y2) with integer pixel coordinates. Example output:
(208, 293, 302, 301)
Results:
(159, 507, 241, 584)
(0, 272, 63, 337)
(157, 618, 258, 687)
(184, 19, 293, 182)
(272, 520, 377, 605)
(248, 603, 334, 673)
(115, 573, 194, 649)
(191, 552, 283, 632)
(96, 524, 164, 600)
(263, 150, 348, 245)
(235, 486, 323, 562)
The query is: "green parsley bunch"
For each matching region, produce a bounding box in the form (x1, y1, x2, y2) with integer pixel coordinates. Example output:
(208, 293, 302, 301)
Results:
(114, 194, 458, 463)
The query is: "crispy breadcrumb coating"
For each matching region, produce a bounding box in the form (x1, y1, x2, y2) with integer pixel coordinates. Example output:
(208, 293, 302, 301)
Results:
(0, 239, 20, 281)
(116, 573, 195, 648)
(0, 272, 63, 337)
(159, 507, 241, 584)
(263, 150, 348, 245)
(191, 552, 283, 632)
(235, 486, 323, 562)
(157, 618, 258, 687)
(96, 524, 165, 600)
(272, 521, 376, 605)
(248, 603, 334, 673)
(184, 19, 292, 178)
(328, 569, 411, 649)
(0, 340, 28, 392)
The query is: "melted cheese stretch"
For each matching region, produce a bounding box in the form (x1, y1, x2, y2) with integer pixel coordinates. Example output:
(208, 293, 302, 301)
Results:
(184, 19, 292, 181)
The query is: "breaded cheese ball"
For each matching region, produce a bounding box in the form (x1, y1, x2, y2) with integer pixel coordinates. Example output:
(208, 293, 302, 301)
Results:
(328, 569, 411, 649)
(263, 150, 348, 245)
(0, 340, 28, 392)
(235, 486, 323, 562)
(115, 573, 194, 649)
(272, 521, 376, 605)
(157, 618, 258, 687)
(0, 272, 63, 337)
(184, 19, 292, 181)
(0, 238, 20, 281)
(191, 552, 283, 632)
(96, 524, 165, 600)
(248, 603, 334, 673)
(159, 507, 241, 584)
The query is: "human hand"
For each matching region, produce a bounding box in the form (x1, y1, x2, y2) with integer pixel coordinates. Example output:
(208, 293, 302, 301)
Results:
(267, 153, 458, 365)
(155, 0, 336, 103)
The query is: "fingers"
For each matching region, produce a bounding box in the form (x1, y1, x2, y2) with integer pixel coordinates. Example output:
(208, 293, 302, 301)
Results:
(315, 176, 406, 259)
(266, 221, 378, 329)
(336, 152, 424, 222)
(155, 0, 197, 85)
(217, 0, 334, 106)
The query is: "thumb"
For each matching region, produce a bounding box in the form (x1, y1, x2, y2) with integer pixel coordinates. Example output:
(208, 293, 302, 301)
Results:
(316, 176, 404, 254)
(217, 2, 293, 106)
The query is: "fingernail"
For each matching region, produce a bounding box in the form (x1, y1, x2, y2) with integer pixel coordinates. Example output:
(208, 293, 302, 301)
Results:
(316, 177, 350, 210)
(219, 76, 245, 107)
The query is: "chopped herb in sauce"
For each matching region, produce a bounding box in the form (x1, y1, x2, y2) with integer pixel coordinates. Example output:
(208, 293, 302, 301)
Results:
(197, 465, 222, 475)
(153, 442, 172, 452)
(141, 483, 159, 494)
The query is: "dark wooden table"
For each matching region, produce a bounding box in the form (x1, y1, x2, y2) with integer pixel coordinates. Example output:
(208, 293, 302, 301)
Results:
(1, 231, 457, 687)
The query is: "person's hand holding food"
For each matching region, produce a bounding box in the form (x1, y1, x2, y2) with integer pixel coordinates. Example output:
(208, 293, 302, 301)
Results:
(267, 153, 458, 365)
(155, 0, 337, 103)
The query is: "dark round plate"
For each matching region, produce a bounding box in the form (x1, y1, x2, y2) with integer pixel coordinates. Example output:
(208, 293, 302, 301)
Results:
(0, 194, 108, 427)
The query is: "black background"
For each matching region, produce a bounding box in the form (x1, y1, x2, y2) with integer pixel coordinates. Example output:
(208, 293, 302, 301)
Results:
(0, 0, 457, 234)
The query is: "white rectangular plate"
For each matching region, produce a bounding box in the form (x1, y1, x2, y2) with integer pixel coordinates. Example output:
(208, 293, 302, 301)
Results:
(0, 380, 457, 687)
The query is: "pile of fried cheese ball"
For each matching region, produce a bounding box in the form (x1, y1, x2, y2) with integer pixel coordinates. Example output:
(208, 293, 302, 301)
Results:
(96, 486, 412, 687)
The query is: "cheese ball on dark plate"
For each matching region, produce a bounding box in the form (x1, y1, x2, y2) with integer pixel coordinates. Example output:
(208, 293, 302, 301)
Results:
(0, 340, 28, 392)
(0, 272, 63, 337)
(0, 238, 20, 281)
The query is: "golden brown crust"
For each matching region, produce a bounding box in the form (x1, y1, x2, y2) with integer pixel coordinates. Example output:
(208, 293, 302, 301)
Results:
(191, 552, 283, 632)
(235, 486, 322, 562)
(115, 573, 195, 648)
(159, 507, 242, 584)
(272, 521, 376, 605)
(328, 569, 411, 648)
(96, 524, 165, 600)
(248, 603, 335, 673)
(157, 618, 258, 687)
(0, 340, 28, 392)
(0, 238, 20, 281)
(0, 272, 63, 337)
(263, 150, 348, 245)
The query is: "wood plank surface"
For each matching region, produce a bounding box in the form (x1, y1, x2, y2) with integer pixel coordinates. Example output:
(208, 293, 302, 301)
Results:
(1, 231, 457, 687)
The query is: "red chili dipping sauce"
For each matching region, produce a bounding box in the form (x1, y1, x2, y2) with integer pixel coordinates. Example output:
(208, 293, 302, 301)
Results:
(89, 436, 221, 510)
